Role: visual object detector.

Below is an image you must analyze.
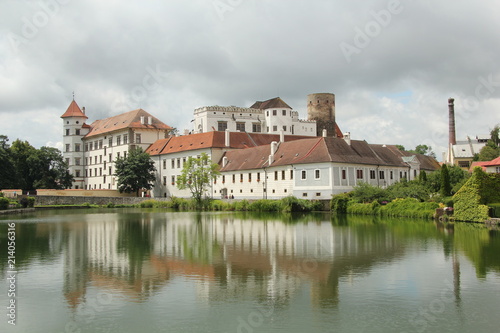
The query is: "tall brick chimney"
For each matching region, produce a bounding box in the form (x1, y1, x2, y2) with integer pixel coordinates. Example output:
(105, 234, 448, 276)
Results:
(448, 98, 456, 146)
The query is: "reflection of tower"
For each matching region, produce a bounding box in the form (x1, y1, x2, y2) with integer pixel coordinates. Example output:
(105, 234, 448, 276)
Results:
(307, 93, 336, 137)
(63, 223, 89, 309)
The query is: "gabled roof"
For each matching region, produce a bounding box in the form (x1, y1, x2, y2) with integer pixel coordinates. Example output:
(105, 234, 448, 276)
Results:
(250, 97, 292, 110)
(146, 131, 311, 156)
(60, 100, 88, 119)
(84, 109, 172, 138)
(470, 156, 500, 171)
(220, 137, 441, 172)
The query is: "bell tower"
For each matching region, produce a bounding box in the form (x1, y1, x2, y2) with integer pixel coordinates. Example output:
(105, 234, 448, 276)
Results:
(60, 99, 88, 189)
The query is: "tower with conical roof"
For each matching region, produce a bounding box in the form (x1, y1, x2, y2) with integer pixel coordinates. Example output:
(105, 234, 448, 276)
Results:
(61, 99, 89, 189)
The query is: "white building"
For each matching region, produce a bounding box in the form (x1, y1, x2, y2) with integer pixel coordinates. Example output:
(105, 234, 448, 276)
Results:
(444, 134, 490, 169)
(61, 100, 172, 190)
(193, 97, 317, 136)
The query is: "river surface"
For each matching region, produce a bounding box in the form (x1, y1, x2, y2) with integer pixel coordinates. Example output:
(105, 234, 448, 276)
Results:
(1, 209, 500, 333)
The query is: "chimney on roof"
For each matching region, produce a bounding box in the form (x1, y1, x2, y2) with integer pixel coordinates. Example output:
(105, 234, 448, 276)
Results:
(448, 98, 456, 146)
(225, 129, 230, 147)
(343, 132, 351, 145)
(222, 156, 228, 168)
(140, 116, 145, 125)
(280, 130, 284, 143)
(322, 129, 327, 137)
(82, 106, 85, 114)
(148, 116, 152, 125)
(269, 141, 278, 165)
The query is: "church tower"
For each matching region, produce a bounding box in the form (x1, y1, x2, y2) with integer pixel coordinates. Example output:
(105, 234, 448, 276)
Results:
(61, 100, 88, 189)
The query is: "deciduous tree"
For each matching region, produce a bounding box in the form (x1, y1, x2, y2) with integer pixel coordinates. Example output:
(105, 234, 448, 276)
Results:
(114, 148, 156, 196)
(177, 153, 220, 203)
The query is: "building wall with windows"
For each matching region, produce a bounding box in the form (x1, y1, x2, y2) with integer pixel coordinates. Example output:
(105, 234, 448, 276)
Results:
(61, 100, 172, 191)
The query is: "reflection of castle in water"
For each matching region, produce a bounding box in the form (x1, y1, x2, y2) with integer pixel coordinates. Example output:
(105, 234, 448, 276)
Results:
(61, 212, 406, 309)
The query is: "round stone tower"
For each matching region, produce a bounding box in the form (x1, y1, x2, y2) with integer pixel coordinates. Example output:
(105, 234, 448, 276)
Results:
(307, 93, 336, 137)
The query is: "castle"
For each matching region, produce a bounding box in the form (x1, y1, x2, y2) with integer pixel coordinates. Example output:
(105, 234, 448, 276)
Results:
(62, 94, 439, 198)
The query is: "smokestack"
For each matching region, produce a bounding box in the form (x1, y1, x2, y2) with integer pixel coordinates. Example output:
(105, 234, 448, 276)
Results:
(448, 98, 456, 146)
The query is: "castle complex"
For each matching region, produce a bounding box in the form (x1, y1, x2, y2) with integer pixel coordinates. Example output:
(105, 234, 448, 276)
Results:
(62, 93, 440, 198)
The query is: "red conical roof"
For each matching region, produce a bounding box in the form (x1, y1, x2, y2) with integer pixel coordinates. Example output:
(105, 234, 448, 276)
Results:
(60, 100, 88, 119)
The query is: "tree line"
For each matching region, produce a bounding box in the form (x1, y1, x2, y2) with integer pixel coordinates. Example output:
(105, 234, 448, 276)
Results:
(0, 135, 73, 191)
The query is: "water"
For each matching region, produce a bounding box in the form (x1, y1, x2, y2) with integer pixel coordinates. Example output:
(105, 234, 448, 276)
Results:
(1, 209, 500, 333)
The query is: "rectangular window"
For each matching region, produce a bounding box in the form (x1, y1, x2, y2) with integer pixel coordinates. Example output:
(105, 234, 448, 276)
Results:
(301, 170, 307, 180)
(109, 167, 112, 175)
(116, 135, 121, 145)
(75, 143, 81, 152)
(109, 154, 112, 162)
(177, 158, 180, 168)
(75, 129, 80, 135)
(356, 170, 363, 179)
(65, 158, 70, 165)
(283, 126, 287, 132)
(496, 166, 500, 173)
(89, 169, 92, 177)
(273, 110, 277, 116)
(252, 123, 261, 133)
(236, 122, 245, 132)
(135, 133, 141, 144)
(99, 155, 102, 163)
(99, 168, 102, 176)
(274, 171, 278, 181)
(290, 170, 294, 180)
(163, 176, 167, 186)
(302, 193, 308, 197)
(282, 110, 286, 116)
(123, 151, 127, 159)
(240, 174, 243, 182)
(123, 135, 128, 144)
(380, 170, 385, 179)
(342, 170, 347, 180)
(99, 140, 103, 149)
(94, 156, 98, 164)
(273, 125, 278, 132)
(370, 170, 376, 179)
(218, 121, 228, 131)
(94, 141, 98, 150)
(65, 144, 70, 152)
(232, 174, 236, 183)
(116, 152, 120, 159)
(163, 160, 167, 169)
(109, 137, 113, 147)
(222, 175, 226, 183)
(85, 143, 89, 151)
(316, 193, 321, 197)
(171, 176, 175, 185)
(315, 169, 320, 179)
(257, 173, 260, 182)
(75, 170, 80, 177)
(248, 173, 252, 182)
(282, 170, 286, 180)
(75, 158, 80, 166)
(183, 157, 186, 167)
(390, 171, 394, 180)
(65, 129, 70, 136)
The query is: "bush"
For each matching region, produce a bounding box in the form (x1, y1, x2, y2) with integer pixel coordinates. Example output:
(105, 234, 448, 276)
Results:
(331, 193, 350, 214)
(19, 197, 29, 208)
(453, 168, 500, 222)
(489, 203, 500, 218)
(0, 197, 9, 210)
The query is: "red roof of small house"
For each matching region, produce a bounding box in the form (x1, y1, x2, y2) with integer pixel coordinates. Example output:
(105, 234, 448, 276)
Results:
(470, 156, 500, 171)
(84, 109, 172, 138)
(60, 100, 88, 119)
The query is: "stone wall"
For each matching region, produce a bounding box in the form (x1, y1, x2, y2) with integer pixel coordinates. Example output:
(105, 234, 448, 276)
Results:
(34, 195, 167, 206)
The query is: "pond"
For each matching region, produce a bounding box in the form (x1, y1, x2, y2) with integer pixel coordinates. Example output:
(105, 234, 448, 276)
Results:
(1, 209, 500, 332)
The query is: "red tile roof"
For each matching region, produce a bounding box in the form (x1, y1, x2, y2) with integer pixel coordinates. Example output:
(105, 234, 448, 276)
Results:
(146, 131, 311, 156)
(60, 100, 88, 119)
(470, 156, 500, 171)
(250, 97, 292, 110)
(220, 137, 441, 172)
(84, 109, 172, 138)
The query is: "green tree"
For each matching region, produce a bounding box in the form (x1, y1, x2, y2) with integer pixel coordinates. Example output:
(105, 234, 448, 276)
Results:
(10, 139, 37, 190)
(0, 135, 16, 189)
(396, 145, 405, 151)
(478, 141, 499, 161)
(411, 144, 436, 158)
(490, 125, 499, 147)
(440, 164, 452, 197)
(387, 180, 431, 201)
(177, 153, 220, 203)
(31, 147, 73, 189)
(114, 147, 156, 196)
(349, 181, 387, 203)
(418, 170, 427, 183)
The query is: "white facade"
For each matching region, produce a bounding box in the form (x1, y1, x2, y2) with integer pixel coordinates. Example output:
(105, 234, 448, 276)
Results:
(193, 105, 316, 136)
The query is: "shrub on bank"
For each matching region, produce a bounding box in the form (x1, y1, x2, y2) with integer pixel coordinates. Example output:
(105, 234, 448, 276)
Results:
(0, 197, 9, 210)
(345, 197, 439, 219)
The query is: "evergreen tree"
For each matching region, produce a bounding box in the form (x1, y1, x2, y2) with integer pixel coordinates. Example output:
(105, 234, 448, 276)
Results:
(440, 164, 452, 197)
(419, 170, 427, 183)
(114, 147, 156, 196)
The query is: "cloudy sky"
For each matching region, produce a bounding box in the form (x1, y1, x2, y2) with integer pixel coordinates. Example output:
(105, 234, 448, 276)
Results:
(1, 0, 499, 160)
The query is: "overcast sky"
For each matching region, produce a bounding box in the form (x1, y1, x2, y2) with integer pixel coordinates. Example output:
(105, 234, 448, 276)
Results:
(1, 0, 499, 160)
